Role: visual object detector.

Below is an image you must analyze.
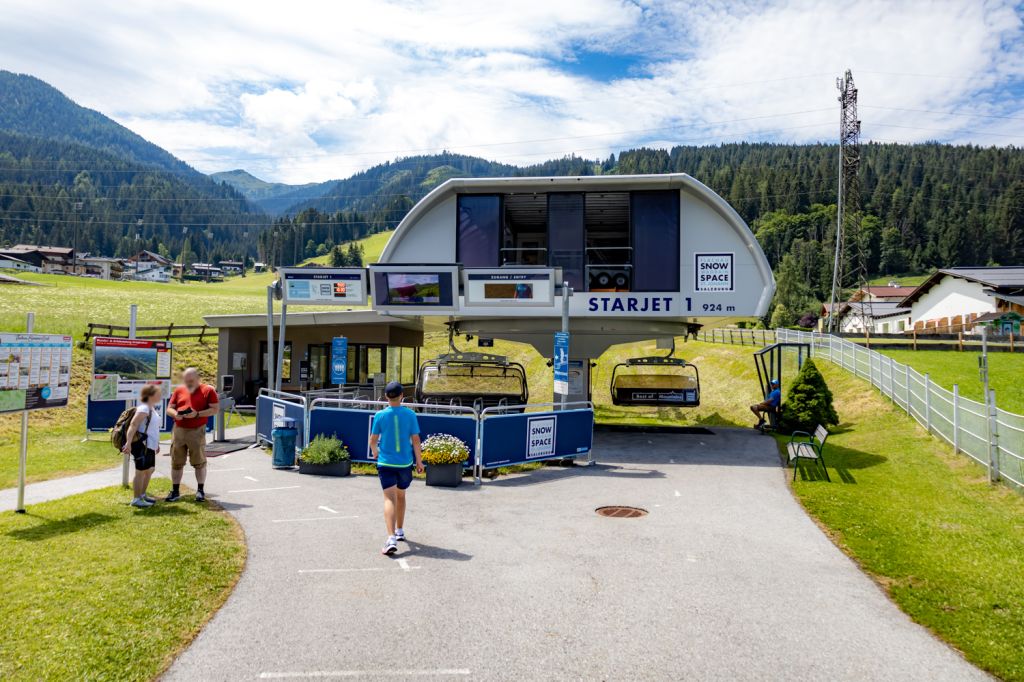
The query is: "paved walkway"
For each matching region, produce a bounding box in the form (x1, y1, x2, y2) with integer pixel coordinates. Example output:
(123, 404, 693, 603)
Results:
(0, 425, 255, 512)
(162, 428, 986, 681)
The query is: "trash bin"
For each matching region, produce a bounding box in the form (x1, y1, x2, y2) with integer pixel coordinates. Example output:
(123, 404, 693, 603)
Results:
(271, 417, 298, 468)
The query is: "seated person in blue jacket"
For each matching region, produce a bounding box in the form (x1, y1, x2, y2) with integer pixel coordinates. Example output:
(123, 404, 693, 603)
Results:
(750, 378, 782, 427)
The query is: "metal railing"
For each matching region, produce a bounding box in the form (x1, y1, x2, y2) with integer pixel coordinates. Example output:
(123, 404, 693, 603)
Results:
(770, 329, 1023, 491)
(698, 328, 777, 346)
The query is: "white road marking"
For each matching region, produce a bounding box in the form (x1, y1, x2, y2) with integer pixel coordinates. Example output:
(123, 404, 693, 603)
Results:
(260, 670, 470, 679)
(397, 558, 411, 572)
(674, 490, 681, 497)
(209, 467, 246, 473)
(271, 516, 358, 523)
(244, 475, 259, 482)
(318, 505, 339, 514)
(227, 485, 300, 493)
(686, 554, 698, 563)
(298, 565, 421, 574)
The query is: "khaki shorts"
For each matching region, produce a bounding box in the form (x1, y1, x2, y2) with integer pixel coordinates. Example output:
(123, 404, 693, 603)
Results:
(171, 426, 207, 470)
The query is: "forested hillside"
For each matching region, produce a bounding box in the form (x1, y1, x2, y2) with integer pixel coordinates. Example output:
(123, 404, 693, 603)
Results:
(210, 169, 338, 215)
(0, 131, 265, 261)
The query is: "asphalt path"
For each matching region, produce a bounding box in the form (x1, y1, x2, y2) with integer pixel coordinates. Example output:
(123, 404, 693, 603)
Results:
(163, 428, 987, 681)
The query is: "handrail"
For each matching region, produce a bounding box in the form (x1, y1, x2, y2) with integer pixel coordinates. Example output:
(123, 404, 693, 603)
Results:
(309, 396, 478, 417)
(258, 387, 307, 405)
(480, 400, 594, 417)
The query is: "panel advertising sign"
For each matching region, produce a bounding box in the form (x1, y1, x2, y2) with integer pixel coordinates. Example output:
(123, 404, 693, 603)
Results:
(0, 333, 73, 414)
(331, 336, 348, 385)
(91, 337, 172, 401)
(553, 332, 569, 395)
(279, 267, 368, 306)
(527, 415, 556, 459)
(463, 268, 556, 307)
(695, 252, 734, 292)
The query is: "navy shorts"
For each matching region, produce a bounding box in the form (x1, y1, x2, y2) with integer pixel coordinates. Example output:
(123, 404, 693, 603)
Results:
(378, 465, 413, 490)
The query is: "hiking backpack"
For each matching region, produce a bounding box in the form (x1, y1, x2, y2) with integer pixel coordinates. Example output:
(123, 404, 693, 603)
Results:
(111, 407, 151, 452)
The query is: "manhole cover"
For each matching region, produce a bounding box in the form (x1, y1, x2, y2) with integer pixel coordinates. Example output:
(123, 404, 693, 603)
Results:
(595, 505, 648, 518)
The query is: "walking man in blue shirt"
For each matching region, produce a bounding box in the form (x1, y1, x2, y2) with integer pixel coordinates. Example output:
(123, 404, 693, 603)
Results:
(750, 378, 782, 428)
(369, 381, 424, 556)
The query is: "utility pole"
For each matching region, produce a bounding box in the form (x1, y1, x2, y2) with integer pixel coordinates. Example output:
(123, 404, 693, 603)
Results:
(828, 70, 861, 333)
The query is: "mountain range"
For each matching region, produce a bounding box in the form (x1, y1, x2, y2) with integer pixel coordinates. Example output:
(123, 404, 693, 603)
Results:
(1, 70, 1022, 278)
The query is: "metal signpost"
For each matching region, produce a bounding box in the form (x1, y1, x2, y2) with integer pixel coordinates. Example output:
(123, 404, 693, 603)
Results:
(1, 312, 74, 512)
(555, 281, 572, 408)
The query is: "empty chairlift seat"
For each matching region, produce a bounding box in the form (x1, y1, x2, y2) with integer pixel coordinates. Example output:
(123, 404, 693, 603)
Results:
(610, 356, 700, 407)
(416, 352, 529, 411)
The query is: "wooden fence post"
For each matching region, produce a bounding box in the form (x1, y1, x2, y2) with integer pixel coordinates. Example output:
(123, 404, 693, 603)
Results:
(166, 322, 174, 341)
(958, 331, 963, 352)
(913, 329, 918, 351)
(198, 325, 207, 343)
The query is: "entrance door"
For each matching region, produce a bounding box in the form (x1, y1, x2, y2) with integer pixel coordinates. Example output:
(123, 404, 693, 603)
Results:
(308, 345, 328, 390)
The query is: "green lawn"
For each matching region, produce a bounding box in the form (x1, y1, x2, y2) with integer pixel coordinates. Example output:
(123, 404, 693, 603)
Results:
(880, 349, 1024, 413)
(784, 360, 1024, 680)
(867, 272, 932, 286)
(0, 480, 245, 681)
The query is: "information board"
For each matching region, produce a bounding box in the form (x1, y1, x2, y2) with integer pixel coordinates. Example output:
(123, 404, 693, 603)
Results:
(279, 267, 368, 306)
(91, 337, 172, 401)
(553, 332, 569, 395)
(0, 333, 73, 414)
(369, 265, 460, 314)
(463, 268, 556, 307)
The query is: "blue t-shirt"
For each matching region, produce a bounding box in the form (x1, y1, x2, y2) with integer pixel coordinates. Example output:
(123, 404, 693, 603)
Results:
(767, 388, 782, 407)
(371, 405, 420, 468)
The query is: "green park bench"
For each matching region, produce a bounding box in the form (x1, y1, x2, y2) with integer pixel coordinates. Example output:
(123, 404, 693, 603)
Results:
(787, 425, 831, 481)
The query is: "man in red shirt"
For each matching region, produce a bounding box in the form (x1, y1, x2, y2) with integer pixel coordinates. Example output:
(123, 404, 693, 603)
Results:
(166, 367, 219, 502)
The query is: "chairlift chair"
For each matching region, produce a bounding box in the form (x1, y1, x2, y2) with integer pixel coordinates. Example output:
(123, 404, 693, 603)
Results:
(610, 352, 701, 407)
(415, 323, 530, 414)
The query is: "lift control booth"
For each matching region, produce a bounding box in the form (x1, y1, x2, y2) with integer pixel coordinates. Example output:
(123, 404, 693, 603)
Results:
(372, 173, 775, 406)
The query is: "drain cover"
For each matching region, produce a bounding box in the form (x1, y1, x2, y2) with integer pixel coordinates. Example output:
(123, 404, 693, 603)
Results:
(596, 505, 648, 518)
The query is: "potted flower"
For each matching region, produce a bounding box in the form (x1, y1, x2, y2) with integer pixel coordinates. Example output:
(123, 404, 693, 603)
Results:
(298, 435, 351, 477)
(421, 433, 470, 488)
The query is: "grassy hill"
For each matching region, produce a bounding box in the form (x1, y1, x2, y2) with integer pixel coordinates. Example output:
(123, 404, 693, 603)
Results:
(210, 169, 338, 215)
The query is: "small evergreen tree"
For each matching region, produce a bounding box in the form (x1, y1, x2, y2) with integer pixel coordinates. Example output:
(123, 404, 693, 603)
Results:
(780, 358, 839, 432)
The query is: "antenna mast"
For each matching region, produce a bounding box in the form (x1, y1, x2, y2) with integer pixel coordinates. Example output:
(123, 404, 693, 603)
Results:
(828, 69, 861, 333)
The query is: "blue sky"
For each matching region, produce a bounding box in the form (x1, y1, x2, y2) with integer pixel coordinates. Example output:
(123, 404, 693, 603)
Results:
(1, 0, 1023, 184)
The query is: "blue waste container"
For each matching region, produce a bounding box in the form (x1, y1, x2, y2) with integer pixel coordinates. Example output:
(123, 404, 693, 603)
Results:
(271, 417, 298, 468)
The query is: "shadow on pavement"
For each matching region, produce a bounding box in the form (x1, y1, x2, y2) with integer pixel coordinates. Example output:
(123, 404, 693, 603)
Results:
(6, 511, 114, 541)
(401, 539, 473, 562)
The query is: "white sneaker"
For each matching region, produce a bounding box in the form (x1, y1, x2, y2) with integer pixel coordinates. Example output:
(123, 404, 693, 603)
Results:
(130, 497, 154, 508)
(381, 536, 398, 555)
(395, 529, 406, 541)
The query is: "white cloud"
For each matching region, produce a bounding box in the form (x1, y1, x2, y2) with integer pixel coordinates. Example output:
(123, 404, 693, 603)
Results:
(1, 0, 1022, 184)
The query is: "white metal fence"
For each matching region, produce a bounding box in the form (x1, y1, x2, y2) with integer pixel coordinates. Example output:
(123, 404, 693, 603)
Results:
(769, 329, 1024, 490)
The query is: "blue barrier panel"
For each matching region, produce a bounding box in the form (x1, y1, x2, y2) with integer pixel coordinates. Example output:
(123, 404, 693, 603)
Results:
(307, 408, 479, 465)
(86, 397, 128, 432)
(481, 408, 594, 469)
(416, 413, 478, 467)
(307, 407, 375, 461)
(257, 395, 306, 446)
(162, 411, 214, 433)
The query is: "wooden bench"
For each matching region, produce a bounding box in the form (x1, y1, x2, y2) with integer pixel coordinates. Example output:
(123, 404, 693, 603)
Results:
(787, 425, 831, 481)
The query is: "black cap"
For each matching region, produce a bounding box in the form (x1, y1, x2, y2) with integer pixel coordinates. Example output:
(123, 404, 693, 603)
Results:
(384, 381, 404, 398)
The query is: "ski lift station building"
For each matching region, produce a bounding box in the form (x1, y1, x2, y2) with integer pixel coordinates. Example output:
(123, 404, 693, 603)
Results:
(207, 173, 774, 406)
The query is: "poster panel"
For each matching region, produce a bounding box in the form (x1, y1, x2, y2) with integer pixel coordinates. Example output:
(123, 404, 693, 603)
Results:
(0, 332, 73, 413)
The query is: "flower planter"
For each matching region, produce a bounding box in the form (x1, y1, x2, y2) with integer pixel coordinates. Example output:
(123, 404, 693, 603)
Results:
(298, 460, 351, 477)
(425, 462, 463, 487)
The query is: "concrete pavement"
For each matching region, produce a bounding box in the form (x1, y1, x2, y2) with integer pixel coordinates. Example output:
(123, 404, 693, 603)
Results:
(163, 428, 986, 681)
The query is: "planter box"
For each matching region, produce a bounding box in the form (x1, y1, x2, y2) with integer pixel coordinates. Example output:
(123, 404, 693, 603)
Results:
(298, 460, 351, 477)
(425, 462, 463, 487)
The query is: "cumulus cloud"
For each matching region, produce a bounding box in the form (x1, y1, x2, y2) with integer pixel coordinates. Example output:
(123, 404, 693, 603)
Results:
(1, 0, 1022, 183)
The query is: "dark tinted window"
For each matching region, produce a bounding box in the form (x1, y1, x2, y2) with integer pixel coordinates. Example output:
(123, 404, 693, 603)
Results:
(547, 193, 585, 290)
(631, 191, 680, 292)
(457, 195, 501, 267)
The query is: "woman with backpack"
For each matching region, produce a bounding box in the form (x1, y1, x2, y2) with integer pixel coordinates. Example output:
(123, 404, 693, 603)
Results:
(121, 383, 163, 508)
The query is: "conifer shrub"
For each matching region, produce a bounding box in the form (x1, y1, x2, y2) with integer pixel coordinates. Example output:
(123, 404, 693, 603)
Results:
(780, 358, 839, 432)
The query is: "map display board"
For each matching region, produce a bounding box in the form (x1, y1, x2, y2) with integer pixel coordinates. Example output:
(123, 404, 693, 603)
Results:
(279, 267, 368, 306)
(0, 333, 73, 414)
(91, 337, 172, 401)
